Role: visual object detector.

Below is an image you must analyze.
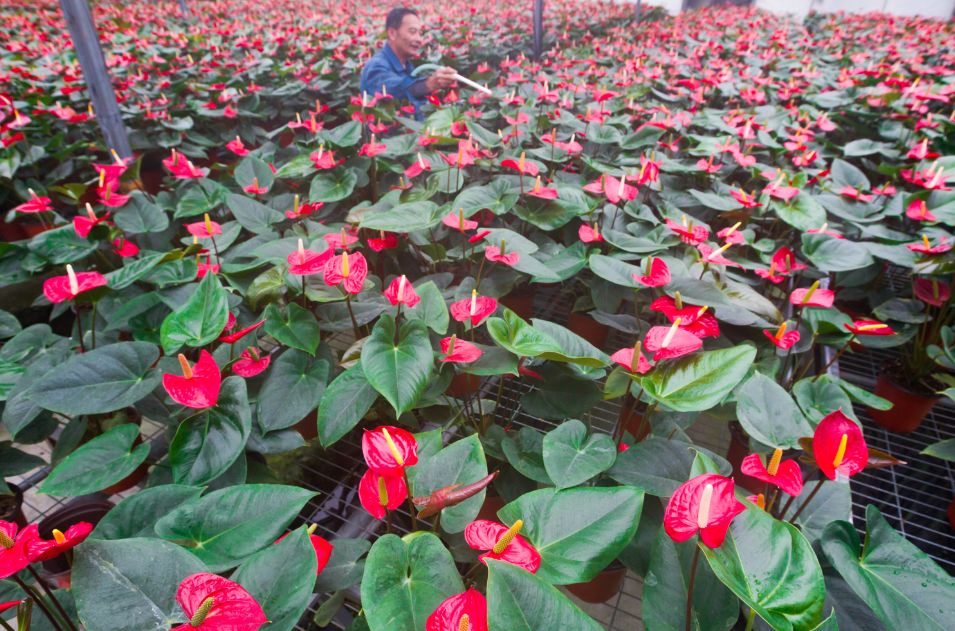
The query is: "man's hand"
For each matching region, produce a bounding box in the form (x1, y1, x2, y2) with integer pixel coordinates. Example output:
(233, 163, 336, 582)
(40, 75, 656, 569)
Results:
(425, 66, 457, 92)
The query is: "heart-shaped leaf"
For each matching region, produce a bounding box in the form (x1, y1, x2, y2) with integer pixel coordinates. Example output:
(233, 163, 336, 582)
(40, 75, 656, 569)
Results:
(314, 539, 370, 593)
(542, 419, 616, 489)
(410, 434, 488, 533)
(641, 345, 756, 412)
(309, 169, 358, 202)
(263, 303, 321, 355)
(736, 372, 814, 449)
(226, 193, 283, 234)
(159, 273, 229, 354)
(403, 280, 449, 334)
(317, 365, 378, 447)
(360, 315, 433, 417)
(40, 424, 149, 496)
(256, 350, 329, 432)
(608, 437, 732, 497)
(92, 485, 204, 540)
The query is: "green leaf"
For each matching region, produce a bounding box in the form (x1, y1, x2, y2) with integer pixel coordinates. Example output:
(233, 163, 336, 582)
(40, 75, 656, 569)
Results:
(360, 533, 463, 631)
(159, 273, 229, 354)
(314, 539, 370, 593)
(359, 201, 442, 232)
(226, 193, 283, 234)
(317, 365, 378, 447)
(40, 424, 149, 496)
(233, 527, 317, 631)
(453, 179, 519, 216)
(28, 226, 97, 264)
(309, 169, 358, 203)
(105, 253, 169, 290)
(501, 427, 552, 484)
(793, 379, 856, 425)
(703, 501, 826, 631)
(263, 303, 321, 355)
(689, 189, 743, 211)
(317, 120, 362, 147)
(92, 485, 204, 540)
(257, 350, 329, 431)
(486, 559, 603, 631)
(174, 179, 228, 219)
(487, 309, 564, 358)
(588, 254, 642, 288)
(792, 480, 851, 544)
(801, 234, 874, 273)
(114, 194, 169, 234)
(169, 377, 252, 485)
(542, 419, 616, 489)
(498, 486, 643, 584)
(0, 309, 21, 339)
(410, 434, 488, 533)
(403, 281, 449, 334)
(642, 346, 756, 412)
(234, 156, 275, 192)
(155, 484, 316, 572)
(531, 318, 611, 369)
(922, 438, 955, 462)
(73, 538, 206, 631)
(830, 159, 870, 191)
(773, 194, 826, 232)
(608, 437, 731, 497)
(821, 505, 955, 631)
(29, 342, 160, 415)
(0, 441, 43, 476)
(735, 372, 814, 449)
(644, 526, 738, 631)
(360, 315, 433, 417)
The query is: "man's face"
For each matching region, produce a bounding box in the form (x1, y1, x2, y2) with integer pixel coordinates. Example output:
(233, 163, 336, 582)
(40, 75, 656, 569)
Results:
(387, 14, 423, 60)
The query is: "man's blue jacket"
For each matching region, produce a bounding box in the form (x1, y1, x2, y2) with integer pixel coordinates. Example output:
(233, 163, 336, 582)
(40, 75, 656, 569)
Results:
(359, 43, 427, 120)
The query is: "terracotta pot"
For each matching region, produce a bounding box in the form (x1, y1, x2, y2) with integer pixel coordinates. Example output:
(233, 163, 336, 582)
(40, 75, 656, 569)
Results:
(447, 372, 482, 398)
(0, 221, 27, 242)
(869, 369, 940, 433)
(565, 561, 627, 603)
(476, 492, 505, 522)
(37, 495, 114, 588)
(20, 220, 54, 239)
(500, 286, 536, 320)
(293, 410, 318, 441)
(567, 311, 609, 349)
(0, 483, 27, 527)
(725, 422, 762, 494)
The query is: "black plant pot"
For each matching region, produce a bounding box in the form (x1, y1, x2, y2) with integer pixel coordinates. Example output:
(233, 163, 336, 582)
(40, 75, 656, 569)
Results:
(37, 494, 114, 587)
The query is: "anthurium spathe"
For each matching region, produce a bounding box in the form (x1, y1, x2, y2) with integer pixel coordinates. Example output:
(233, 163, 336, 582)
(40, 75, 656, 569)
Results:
(73, 203, 110, 237)
(907, 235, 952, 255)
(43, 265, 108, 303)
(740, 450, 804, 496)
(464, 519, 541, 573)
(485, 242, 520, 266)
(527, 175, 558, 200)
(813, 410, 868, 481)
(913, 278, 951, 307)
(905, 199, 937, 222)
(163, 149, 207, 179)
(232, 347, 271, 378)
(276, 525, 333, 575)
(633, 257, 670, 287)
(362, 425, 418, 477)
(13, 189, 53, 213)
(323, 251, 368, 294)
(28, 522, 93, 562)
(650, 296, 720, 338)
(843, 320, 895, 336)
(384, 275, 421, 308)
(665, 217, 709, 244)
(755, 247, 807, 284)
(186, 214, 222, 238)
(663, 473, 746, 548)
(163, 351, 221, 409)
(440, 335, 483, 363)
(610, 342, 652, 374)
(578, 222, 605, 243)
(790, 282, 835, 308)
(359, 469, 408, 519)
(1, 521, 52, 579)
(763, 322, 800, 350)
(643, 321, 703, 360)
(426, 588, 488, 631)
(501, 151, 538, 176)
(171, 573, 267, 631)
(450, 291, 498, 326)
(288, 239, 333, 275)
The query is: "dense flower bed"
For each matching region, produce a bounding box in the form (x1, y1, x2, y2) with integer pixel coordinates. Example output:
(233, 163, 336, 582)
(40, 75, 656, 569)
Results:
(1, 1, 955, 630)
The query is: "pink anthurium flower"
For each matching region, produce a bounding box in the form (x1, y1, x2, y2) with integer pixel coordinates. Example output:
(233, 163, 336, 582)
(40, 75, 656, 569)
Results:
(730, 189, 761, 209)
(698, 242, 739, 267)
(485, 242, 520, 266)
(323, 252, 367, 294)
(650, 296, 720, 338)
(275, 525, 333, 575)
(359, 469, 408, 519)
(813, 410, 868, 481)
(610, 342, 653, 374)
(226, 136, 249, 156)
(368, 231, 399, 251)
(440, 335, 483, 363)
(112, 237, 139, 257)
(196, 257, 220, 279)
(242, 178, 268, 195)
(443, 209, 478, 232)
(633, 257, 670, 287)
(358, 135, 387, 158)
(907, 235, 952, 255)
(186, 214, 222, 238)
(665, 217, 709, 245)
(763, 322, 800, 350)
(906, 199, 937, 222)
(584, 173, 637, 204)
(806, 222, 844, 239)
(13, 189, 53, 214)
(663, 473, 746, 548)
(27, 522, 93, 562)
(427, 588, 488, 631)
(501, 151, 538, 176)
(755, 247, 807, 284)
(644, 320, 703, 360)
(740, 451, 804, 496)
(43, 265, 108, 303)
(1, 522, 52, 579)
(73, 203, 111, 238)
(913, 278, 951, 307)
(526, 175, 558, 200)
(170, 573, 267, 631)
(844, 320, 895, 336)
(405, 153, 432, 179)
(163, 351, 221, 409)
(288, 239, 333, 276)
(578, 222, 604, 243)
(763, 174, 800, 202)
(163, 149, 207, 179)
(790, 282, 834, 308)
(717, 222, 746, 245)
(309, 144, 339, 170)
(232, 347, 271, 378)
(464, 519, 541, 573)
(384, 275, 421, 307)
(362, 426, 418, 477)
(450, 291, 498, 326)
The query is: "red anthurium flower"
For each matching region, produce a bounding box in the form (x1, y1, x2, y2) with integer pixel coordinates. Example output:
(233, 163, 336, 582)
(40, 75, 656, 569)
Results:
(243, 178, 269, 195)
(696, 156, 722, 174)
(907, 235, 952, 255)
(323, 252, 368, 294)
(698, 243, 739, 267)
(288, 239, 333, 276)
(633, 257, 670, 287)
(465, 520, 541, 573)
(730, 189, 761, 209)
(907, 138, 938, 161)
(763, 175, 800, 202)
(163, 149, 207, 179)
(717, 222, 746, 245)
(28, 522, 93, 562)
(790, 282, 834, 308)
(610, 343, 653, 374)
(844, 319, 895, 336)
(384, 275, 420, 307)
(0, 599, 23, 614)
(13, 189, 53, 214)
(450, 291, 498, 326)
(440, 335, 483, 364)
(427, 589, 488, 631)
(1, 522, 51, 580)
(913, 278, 951, 307)
(839, 186, 873, 203)
(526, 176, 558, 200)
(219, 320, 265, 344)
(97, 183, 130, 208)
(112, 237, 139, 257)
(232, 347, 271, 378)
(163, 351, 221, 409)
(309, 145, 339, 170)
(578, 222, 605, 243)
(650, 296, 720, 339)
(485, 243, 520, 266)
(359, 469, 408, 519)
(664, 473, 746, 548)
(763, 322, 800, 350)
(170, 573, 267, 631)
(469, 230, 491, 244)
(226, 136, 249, 156)
(501, 152, 538, 176)
(665, 217, 709, 245)
(196, 257, 220, 279)
(405, 153, 432, 179)
(275, 525, 333, 575)
(813, 410, 868, 481)
(363, 426, 418, 477)
(324, 228, 360, 250)
(358, 135, 387, 158)
(73, 203, 111, 238)
(186, 214, 222, 238)
(906, 199, 937, 222)
(806, 222, 844, 239)
(43, 265, 108, 303)
(443, 209, 478, 232)
(284, 196, 323, 219)
(740, 451, 804, 496)
(644, 320, 703, 360)
(368, 231, 399, 252)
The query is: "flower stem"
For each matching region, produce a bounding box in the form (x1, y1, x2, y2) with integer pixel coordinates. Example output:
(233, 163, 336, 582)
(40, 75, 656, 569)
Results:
(12, 576, 64, 631)
(744, 607, 757, 631)
(685, 544, 701, 631)
(788, 477, 826, 524)
(404, 470, 418, 531)
(90, 303, 97, 350)
(813, 335, 855, 382)
(27, 566, 78, 631)
(74, 306, 85, 353)
(344, 293, 360, 340)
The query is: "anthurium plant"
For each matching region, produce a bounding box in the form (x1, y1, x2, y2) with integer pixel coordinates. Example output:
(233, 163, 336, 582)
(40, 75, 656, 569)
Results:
(2, 1, 955, 630)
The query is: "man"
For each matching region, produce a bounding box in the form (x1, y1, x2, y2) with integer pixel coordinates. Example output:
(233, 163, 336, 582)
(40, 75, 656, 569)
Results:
(359, 7, 456, 119)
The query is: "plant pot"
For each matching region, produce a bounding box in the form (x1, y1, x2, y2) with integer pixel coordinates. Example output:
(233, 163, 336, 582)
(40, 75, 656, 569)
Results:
(567, 311, 609, 349)
(0, 483, 27, 527)
(725, 422, 763, 495)
(99, 434, 149, 495)
(869, 369, 940, 433)
(447, 372, 482, 398)
(37, 495, 114, 588)
(500, 286, 536, 320)
(565, 560, 627, 603)
(293, 410, 318, 441)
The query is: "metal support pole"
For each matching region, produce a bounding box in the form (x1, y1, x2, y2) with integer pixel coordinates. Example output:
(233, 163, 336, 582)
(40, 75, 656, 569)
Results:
(178, 0, 190, 14)
(59, 0, 132, 159)
(635, 0, 643, 22)
(532, 0, 543, 61)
